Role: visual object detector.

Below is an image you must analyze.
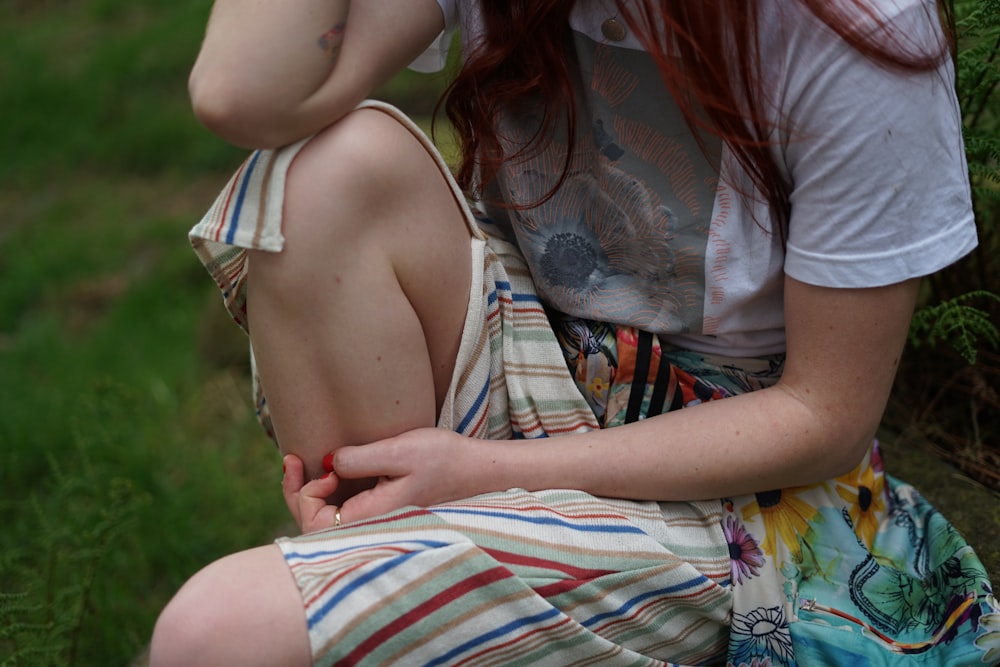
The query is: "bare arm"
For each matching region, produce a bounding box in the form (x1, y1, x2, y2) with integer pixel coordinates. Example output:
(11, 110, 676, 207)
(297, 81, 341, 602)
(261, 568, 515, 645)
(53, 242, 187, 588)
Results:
(329, 275, 920, 519)
(189, 0, 446, 148)
(493, 276, 919, 499)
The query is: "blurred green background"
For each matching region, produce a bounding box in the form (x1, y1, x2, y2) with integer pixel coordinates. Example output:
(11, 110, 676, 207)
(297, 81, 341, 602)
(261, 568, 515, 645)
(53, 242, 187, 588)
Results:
(1, 1, 997, 665)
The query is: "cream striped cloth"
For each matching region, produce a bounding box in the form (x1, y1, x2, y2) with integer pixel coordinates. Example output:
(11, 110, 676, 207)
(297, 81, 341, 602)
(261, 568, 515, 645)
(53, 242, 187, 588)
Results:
(189, 101, 733, 666)
(189, 100, 601, 444)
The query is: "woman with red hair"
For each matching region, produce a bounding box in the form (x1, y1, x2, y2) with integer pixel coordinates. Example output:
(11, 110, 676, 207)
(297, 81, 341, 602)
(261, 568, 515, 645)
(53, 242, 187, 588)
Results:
(151, 1, 998, 665)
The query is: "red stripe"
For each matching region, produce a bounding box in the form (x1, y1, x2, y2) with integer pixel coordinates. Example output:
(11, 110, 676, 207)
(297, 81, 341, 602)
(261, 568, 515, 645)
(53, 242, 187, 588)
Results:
(338, 507, 431, 531)
(533, 577, 597, 598)
(339, 565, 514, 666)
(481, 547, 618, 581)
(541, 420, 598, 434)
(467, 407, 489, 438)
(515, 417, 595, 436)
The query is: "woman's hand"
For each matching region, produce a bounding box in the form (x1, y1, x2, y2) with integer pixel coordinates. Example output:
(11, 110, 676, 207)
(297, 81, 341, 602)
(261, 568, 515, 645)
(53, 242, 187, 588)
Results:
(282, 428, 508, 530)
(339, 428, 490, 520)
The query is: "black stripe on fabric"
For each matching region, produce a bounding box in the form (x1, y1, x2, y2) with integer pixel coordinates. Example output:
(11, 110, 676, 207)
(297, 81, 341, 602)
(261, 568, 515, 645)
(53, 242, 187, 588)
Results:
(646, 338, 672, 417)
(625, 330, 654, 424)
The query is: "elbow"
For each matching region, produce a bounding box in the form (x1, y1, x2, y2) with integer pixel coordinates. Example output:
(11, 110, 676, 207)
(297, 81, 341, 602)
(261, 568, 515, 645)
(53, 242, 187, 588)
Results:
(812, 411, 883, 482)
(188, 67, 329, 149)
(775, 383, 882, 483)
(826, 427, 879, 479)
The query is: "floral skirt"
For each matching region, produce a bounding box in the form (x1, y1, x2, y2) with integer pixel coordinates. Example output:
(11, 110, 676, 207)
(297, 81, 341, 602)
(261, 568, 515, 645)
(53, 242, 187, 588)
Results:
(549, 312, 1000, 666)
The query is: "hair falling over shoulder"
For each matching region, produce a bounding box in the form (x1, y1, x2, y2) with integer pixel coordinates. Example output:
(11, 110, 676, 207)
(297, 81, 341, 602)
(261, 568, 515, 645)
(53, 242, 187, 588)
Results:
(439, 0, 956, 235)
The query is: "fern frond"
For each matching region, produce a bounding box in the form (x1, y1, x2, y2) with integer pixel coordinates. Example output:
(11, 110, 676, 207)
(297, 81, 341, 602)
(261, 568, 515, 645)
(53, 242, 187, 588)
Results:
(910, 291, 1000, 364)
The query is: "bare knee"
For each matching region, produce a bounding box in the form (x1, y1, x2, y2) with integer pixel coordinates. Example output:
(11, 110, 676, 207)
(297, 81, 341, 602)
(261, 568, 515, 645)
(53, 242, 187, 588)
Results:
(149, 546, 310, 667)
(286, 107, 455, 242)
(249, 107, 461, 291)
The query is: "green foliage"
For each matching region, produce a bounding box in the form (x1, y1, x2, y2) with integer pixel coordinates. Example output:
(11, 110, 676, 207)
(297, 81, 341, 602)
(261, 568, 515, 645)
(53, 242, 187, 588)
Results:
(957, 0, 1000, 207)
(909, 1, 1000, 367)
(0, 177, 291, 662)
(909, 290, 1000, 363)
(0, 440, 150, 667)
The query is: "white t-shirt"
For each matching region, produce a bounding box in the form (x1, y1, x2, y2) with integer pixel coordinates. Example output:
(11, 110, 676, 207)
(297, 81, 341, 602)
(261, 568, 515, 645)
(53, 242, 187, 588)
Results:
(419, 0, 977, 356)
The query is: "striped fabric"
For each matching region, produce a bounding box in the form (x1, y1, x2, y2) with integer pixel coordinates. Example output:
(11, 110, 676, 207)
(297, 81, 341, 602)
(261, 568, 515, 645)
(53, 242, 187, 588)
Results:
(189, 101, 735, 665)
(279, 490, 732, 666)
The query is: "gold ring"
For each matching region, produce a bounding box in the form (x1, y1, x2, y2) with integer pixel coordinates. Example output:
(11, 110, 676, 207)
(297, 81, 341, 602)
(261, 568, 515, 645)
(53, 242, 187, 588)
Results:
(334, 508, 342, 527)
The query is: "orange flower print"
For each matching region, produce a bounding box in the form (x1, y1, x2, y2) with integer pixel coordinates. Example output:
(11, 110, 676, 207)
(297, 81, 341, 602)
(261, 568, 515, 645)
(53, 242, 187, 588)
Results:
(834, 460, 885, 548)
(742, 488, 818, 557)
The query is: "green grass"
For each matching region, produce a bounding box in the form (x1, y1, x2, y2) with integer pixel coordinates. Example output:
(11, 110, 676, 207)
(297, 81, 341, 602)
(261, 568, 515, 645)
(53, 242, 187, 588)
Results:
(0, 2, 297, 663)
(0, 174, 295, 664)
(0, 0, 244, 186)
(0, 2, 453, 663)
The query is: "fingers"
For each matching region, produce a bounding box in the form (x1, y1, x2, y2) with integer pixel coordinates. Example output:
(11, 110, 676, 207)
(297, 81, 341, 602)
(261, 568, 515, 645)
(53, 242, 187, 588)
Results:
(339, 483, 405, 523)
(297, 474, 341, 533)
(281, 454, 306, 527)
(282, 454, 342, 533)
(332, 435, 419, 480)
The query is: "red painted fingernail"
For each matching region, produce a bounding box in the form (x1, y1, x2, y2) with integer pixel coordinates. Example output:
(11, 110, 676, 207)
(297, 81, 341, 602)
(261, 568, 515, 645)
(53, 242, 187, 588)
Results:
(322, 453, 335, 472)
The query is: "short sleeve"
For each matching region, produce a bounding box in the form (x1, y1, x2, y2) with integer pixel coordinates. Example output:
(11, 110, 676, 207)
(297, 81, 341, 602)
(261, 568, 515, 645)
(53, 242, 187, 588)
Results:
(408, 0, 458, 73)
(775, 1, 977, 288)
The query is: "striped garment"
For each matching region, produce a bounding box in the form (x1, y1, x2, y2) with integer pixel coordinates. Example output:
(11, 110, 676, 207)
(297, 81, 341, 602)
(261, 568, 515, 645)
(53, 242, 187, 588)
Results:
(190, 101, 1000, 666)
(279, 491, 732, 666)
(189, 101, 734, 665)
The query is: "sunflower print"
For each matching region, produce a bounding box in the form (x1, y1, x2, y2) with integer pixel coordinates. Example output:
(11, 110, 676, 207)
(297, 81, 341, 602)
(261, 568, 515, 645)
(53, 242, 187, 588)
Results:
(741, 487, 819, 557)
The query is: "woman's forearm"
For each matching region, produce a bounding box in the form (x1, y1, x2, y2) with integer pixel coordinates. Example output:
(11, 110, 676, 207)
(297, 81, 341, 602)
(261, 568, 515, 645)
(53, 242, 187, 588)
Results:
(189, 0, 352, 146)
(189, 0, 445, 148)
(489, 383, 870, 502)
(479, 277, 919, 502)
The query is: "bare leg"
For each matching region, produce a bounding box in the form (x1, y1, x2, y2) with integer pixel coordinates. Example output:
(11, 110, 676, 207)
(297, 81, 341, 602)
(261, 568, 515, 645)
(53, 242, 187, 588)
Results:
(149, 545, 311, 666)
(246, 108, 472, 492)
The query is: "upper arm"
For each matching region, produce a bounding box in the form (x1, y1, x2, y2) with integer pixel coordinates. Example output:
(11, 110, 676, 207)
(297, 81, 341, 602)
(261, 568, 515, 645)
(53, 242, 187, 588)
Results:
(774, 3, 976, 288)
(767, 5, 969, 472)
(776, 275, 919, 472)
(190, 0, 447, 148)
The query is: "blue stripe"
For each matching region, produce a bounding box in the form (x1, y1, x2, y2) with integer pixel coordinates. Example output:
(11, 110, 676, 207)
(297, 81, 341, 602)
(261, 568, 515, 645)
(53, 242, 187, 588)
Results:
(283, 539, 452, 563)
(306, 549, 425, 630)
(510, 292, 542, 304)
(486, 288, 499, 307)
(455, 376, 491, 433)
(432, 507, 646, 535)
(421, 607, 563, 667)
(579, 576, 710, 629)
(225, 150, 263, 244)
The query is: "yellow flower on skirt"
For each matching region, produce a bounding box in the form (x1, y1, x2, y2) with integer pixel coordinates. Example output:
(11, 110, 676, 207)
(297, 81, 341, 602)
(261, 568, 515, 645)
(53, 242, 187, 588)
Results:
(587, 375, 609, 399)
(833, 458, 886, 548)
(742, 487, 819, 557)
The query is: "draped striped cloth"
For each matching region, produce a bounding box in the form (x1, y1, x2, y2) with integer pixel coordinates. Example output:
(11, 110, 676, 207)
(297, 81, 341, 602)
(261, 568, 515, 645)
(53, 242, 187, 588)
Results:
(189, 101, 735, 666)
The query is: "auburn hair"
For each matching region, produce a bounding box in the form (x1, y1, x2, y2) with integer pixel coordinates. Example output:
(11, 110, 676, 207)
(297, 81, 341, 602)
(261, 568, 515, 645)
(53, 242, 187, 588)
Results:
(439, 0, 955, 236)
